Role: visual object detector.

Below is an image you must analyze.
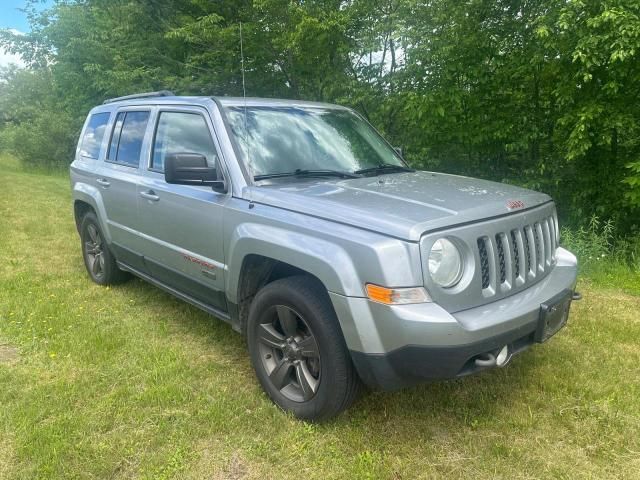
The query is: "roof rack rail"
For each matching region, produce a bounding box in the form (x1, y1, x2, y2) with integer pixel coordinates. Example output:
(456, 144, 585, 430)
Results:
(103, 90, 175, 105)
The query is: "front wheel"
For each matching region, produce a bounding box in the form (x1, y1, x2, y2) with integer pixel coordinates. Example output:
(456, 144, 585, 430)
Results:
(247, 276, 360, 421)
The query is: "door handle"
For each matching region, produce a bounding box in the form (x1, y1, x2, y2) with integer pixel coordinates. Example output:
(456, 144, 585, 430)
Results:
(139, 190, 160, 202)
(96, 178, 110, 187)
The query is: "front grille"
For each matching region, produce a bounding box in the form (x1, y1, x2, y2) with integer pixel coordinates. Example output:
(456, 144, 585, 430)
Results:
(477, 214, 557, 296)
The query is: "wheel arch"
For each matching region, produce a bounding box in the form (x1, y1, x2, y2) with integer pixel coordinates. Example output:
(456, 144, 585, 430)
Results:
(72, 183, 112, 243)
(227, 225, 365, 336)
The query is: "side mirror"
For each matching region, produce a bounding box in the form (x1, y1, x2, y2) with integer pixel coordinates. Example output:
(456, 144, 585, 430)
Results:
(394, 146, 404, 157)
(164, 153, 226, 192)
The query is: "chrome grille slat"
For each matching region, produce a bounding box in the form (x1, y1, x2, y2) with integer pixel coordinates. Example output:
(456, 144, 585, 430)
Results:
(496, 232, 513, 291)
(488, 236, 499, 293)
(477, 213, 558, 298)
(553, 214, 560, 256)
(511, 229, 526, 286)
(535, 222, 545, 273)
(548, 216, 557, 260)
(525, 225, 536, 278)
(542, 219, 552, 267)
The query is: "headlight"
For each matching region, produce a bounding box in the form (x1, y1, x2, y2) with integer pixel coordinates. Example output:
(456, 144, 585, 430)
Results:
(428, 238, 463, 287)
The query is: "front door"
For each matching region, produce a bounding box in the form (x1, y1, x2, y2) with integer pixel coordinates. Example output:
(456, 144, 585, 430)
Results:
(136, 107, 229, 312)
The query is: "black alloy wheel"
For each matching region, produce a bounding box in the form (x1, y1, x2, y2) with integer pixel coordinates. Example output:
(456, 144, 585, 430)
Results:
(256, 304, 321, 402)
(247, 276, 360, 421)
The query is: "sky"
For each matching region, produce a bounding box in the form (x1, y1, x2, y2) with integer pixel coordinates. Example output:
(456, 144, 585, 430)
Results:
(0, 0, 54, 67)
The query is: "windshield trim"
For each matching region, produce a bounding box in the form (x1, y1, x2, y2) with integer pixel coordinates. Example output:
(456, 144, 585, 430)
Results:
(254, 169, 363, 182)
(218, 103, 410, 185)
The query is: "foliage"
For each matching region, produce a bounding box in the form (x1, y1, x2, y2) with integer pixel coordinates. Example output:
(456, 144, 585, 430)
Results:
(561, 215, 640, 293)
(562, 214, 640, 266)
(1, 0, 639, 231)
(0, 66, 76, 168)
(561, 215, 616, 264)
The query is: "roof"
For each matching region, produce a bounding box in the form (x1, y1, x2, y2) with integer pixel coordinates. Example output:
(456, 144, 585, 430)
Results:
(91, 92, 347, 112)
(216, 97, 348, 110)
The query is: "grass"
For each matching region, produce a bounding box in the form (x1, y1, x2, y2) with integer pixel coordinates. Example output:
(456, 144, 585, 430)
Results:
(1, 153, 639, 479)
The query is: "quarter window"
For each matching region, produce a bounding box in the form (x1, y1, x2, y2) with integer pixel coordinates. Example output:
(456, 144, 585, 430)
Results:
(151, 111, 218, 172)
(107, 111, 150, 167)
(79, 112, 110, 159)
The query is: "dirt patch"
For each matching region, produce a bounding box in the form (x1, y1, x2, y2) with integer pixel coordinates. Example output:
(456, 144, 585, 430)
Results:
(184, 440, 253, 480)
(0, 344, 20, 364)
(0, 435, 16, 478)
(217, 452, 248, 480)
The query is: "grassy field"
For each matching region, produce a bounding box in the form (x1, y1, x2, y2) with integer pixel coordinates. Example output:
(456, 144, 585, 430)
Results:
(1, 154, 639, 479)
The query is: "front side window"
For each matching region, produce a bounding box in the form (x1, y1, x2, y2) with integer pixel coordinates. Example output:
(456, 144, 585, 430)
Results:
(107, 110, 150, 167)
(223, 106, 404, 178)
(79, 112, 110, 159)
(151, 111, 218, 172)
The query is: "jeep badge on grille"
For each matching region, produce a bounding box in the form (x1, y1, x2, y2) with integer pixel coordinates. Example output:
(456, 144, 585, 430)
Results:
(506, 200, 525, 210)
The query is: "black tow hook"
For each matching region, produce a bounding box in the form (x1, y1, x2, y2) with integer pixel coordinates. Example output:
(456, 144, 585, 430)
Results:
(572, 291, 582, 301)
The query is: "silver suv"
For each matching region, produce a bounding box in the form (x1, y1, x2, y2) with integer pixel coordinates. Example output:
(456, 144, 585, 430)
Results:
(70, 91, 579, 421)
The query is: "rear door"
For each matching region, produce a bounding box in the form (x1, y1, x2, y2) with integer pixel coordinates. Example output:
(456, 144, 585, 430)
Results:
(97, 107, 152, 271)
(136, 106, 229, 312)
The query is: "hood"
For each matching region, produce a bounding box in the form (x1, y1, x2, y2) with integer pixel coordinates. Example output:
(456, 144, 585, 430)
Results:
(245, 171, 552, 241)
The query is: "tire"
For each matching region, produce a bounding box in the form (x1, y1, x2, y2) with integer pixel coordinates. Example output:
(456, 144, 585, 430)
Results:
(247, 275, 360, 421)
(80, 212, 129, 285)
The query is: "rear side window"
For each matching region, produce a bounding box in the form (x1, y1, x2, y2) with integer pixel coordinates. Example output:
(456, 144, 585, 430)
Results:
(79, 112, 110, 159)
(107, 111, 150, 167)
(151, 111, 218, 172)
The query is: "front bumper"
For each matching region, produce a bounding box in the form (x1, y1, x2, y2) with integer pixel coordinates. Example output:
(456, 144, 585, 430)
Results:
(329, 247, 578, 390)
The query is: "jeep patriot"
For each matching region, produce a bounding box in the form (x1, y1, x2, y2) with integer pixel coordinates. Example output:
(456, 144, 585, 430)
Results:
(70, 91, 579, 420)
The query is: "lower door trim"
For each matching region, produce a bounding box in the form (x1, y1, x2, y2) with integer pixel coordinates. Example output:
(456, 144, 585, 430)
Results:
(117, 261, 231, 323)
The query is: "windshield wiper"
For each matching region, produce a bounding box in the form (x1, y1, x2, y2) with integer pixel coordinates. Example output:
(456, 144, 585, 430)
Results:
(354, 164, 414, 176)
(254, 169, 361, 181)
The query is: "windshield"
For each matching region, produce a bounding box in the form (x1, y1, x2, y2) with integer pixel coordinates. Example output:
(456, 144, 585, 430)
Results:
(223, 106, 406, 178)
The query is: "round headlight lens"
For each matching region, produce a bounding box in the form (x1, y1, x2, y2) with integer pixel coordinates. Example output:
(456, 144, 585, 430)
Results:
(428, 238, 463, 287)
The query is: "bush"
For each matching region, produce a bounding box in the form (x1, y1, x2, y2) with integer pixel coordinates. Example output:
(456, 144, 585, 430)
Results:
(2, 112, 78, 169)
(561, 215, 615, 265)
(561, 215, 640, 293)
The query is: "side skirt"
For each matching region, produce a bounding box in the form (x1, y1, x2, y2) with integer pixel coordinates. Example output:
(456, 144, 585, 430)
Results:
(117, 261, 232, 324)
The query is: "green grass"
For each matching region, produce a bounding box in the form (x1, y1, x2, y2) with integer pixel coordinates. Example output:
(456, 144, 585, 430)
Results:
(1, 154, 639, 479)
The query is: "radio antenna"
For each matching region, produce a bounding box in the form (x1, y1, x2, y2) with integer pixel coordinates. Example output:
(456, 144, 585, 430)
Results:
(239, 22, 248, 148)
(239, 22, 254, 191)
(240, 22, 247, 103)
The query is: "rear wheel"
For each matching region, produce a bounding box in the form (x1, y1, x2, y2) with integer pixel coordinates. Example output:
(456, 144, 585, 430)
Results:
(80, 212, 129, 285)
(247, 276, 360, 421)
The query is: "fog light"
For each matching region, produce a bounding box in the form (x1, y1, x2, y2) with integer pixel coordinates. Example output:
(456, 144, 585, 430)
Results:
(496, 345, 511, 367)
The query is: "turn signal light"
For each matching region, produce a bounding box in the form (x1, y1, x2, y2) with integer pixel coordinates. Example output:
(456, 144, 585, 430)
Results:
(365, 284, 431, 305)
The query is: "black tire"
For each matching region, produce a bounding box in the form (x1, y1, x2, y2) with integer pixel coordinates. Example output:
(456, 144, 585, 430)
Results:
(80, 212, 129, 285)
(247, 275, 360, 421)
